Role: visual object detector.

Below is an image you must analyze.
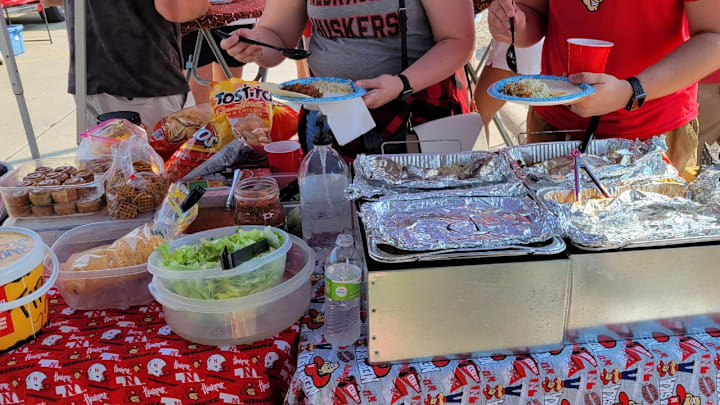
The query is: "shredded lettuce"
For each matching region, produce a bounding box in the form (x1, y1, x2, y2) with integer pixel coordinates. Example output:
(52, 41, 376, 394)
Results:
(158, 227, 286, 299)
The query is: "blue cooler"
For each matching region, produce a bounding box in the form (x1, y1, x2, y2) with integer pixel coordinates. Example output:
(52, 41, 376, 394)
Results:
(7, 25, 25, 56)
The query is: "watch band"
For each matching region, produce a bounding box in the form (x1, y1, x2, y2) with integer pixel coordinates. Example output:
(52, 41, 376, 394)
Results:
(625, 77, 646, 111)
(396, 73, 413, 101)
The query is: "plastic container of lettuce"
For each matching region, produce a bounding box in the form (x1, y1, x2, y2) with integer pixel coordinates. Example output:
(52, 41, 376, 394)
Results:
(148, 234, 314, 346)
(147, 226, 291, 300)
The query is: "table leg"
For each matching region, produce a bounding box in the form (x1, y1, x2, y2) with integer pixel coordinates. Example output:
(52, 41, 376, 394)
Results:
(186, 31, 211, 86)
(201, 28, 233, 80)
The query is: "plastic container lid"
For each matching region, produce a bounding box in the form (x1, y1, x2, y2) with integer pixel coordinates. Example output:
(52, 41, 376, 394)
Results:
(149, 234, 314, 313)
(148, 225, 291, 280)
(0, 227, 49, 286)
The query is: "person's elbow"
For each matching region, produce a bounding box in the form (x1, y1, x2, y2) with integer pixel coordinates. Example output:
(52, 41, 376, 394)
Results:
(155, 0, 210, 23)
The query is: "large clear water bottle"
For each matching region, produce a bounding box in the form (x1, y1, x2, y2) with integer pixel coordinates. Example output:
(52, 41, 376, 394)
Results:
(298, 114, 353, 250)
(324, 234, 362, 347)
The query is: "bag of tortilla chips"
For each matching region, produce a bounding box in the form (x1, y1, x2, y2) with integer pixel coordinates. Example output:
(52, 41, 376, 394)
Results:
(210, 78, 274, 144)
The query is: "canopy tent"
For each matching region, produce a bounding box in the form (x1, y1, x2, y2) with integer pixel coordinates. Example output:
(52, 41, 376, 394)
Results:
(0, 14, 41, 159)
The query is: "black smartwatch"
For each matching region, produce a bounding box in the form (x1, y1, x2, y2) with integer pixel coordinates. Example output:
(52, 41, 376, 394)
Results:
(396, 73, 413, 101)
(625, 77, 646, 111)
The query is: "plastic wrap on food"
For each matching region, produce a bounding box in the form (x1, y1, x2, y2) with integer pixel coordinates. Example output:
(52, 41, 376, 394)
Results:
(360, 196, 561, 251)
(539, 182, 720, 250)
(690, 164, 720, 205)
(348, 151, 516, 199)
(504, 136, 682, 189)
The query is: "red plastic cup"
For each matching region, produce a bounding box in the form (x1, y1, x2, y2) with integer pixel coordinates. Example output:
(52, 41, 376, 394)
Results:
(567, 38, 614, 74)
(264, 141, 304, 173)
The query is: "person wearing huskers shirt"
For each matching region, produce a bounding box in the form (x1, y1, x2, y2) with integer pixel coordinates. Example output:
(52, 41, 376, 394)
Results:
(488, 0, 720, 175)
(219, 0, 475, 157)
(59, 0, 210, 130)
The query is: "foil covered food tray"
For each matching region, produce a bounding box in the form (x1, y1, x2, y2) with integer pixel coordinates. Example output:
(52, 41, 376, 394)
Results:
(347, 151, 520, 200)
(538, 182, 720, 251)
(503, 136, 682, 189)
(360, 195, 562, 253)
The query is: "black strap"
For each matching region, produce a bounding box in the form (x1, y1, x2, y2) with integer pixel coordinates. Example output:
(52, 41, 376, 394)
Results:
(399, 0, 408, 70)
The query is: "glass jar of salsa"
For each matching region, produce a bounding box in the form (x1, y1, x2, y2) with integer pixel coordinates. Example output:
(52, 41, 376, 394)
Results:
(233, 177, 286, 228)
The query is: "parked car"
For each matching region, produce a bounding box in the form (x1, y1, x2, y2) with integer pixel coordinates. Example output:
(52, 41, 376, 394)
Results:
(1, 0, 64, 23)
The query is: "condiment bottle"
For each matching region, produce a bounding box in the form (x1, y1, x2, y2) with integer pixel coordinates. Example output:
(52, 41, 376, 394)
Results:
(233, 177, 286, 228)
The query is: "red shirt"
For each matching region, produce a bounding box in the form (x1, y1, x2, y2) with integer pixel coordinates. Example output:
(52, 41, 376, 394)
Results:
(535, 0, 698, 140)
(702, 70, 720, 84)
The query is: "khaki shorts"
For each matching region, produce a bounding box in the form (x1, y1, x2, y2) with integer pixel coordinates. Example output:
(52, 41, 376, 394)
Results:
(85, 93, 187, 130)
(525, 107, 699, 175)
(697, 83, 720, 156)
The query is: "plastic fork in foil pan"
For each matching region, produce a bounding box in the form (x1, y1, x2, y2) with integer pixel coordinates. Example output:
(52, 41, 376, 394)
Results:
(347, 151, 520, 200)
(503, 136, 682, 190)
(537, 181, 720, 251)
(360, 195, 563, 256)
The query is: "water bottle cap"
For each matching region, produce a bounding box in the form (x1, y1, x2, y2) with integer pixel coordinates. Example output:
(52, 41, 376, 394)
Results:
(336, 234, 353, 248)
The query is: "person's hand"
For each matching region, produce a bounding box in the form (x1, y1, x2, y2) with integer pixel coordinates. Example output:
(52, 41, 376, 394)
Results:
(488, 0, 526, 43)
(219, 28, 263, 64)
(356, 75, 404, 109)
(566, 73, 634, 117)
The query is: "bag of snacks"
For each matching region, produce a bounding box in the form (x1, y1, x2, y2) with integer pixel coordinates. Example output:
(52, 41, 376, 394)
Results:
(270, 103, 299, 141)
(77, 119, 147, 159)
(106, 136, 170, 219)
(210, 78, 274, 145)
(150, 105, 211, 160)
(165, 114, 242, 181)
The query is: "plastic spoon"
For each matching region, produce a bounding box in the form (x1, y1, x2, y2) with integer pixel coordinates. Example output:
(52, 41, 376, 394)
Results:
(214, 30, 311, 60)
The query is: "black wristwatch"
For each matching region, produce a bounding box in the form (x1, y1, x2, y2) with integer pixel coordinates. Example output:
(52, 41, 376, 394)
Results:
(625, 77, 646, 111)
(396, 73, 413, 101)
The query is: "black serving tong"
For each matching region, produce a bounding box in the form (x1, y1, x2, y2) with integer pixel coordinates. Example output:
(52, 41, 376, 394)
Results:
(220, 239, 270, 270)
(579, 116, 600, 153)
(505, 8, 518, 74)
(214, 30, 311, 60)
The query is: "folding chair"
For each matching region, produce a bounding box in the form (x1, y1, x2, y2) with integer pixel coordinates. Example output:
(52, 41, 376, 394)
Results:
(3, 2, 53, 44)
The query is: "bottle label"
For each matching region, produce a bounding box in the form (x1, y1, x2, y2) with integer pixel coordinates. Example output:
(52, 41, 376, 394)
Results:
(325, 278, 361, 301)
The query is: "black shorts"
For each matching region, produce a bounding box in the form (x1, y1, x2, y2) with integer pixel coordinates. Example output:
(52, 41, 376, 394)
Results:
(181, 25, 252, 68)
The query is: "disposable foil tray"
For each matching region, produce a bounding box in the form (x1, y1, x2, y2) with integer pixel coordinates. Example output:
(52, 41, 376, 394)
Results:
(360, 195, 562, 255)
(503, 137, 681, 190)
(538, 182, 720, 251)
(347, 151, 520, 200)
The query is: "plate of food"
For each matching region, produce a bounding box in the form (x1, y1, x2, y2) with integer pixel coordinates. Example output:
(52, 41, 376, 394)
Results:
(488, 75, 595, 106)
(262, 77, 367, 104)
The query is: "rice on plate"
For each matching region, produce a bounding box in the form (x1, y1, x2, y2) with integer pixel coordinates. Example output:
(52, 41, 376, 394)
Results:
(502, 78, 566, 98)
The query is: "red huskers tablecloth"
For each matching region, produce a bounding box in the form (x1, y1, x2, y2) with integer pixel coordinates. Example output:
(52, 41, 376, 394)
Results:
(182, 0, 266, 35)
(286, 266, 720, 405)
(0, 288, 299, 404)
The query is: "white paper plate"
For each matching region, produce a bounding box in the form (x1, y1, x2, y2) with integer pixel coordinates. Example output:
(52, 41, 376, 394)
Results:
(488, 75, 595, 106)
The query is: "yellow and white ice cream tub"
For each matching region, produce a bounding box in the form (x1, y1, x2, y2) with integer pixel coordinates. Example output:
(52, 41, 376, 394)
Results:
(0, 227, 58, 351)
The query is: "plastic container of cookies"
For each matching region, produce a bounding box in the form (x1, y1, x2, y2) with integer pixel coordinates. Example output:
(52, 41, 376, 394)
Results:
(51, 219, 155, 310)
(0, 157, 107, 219)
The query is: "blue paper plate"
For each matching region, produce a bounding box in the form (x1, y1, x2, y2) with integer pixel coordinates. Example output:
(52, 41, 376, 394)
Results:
(271, 77, 367, 104)
(488, 75, 595, 106)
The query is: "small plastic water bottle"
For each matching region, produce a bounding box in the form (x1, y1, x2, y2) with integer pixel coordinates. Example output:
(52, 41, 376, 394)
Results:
(323, 234, 362, 347)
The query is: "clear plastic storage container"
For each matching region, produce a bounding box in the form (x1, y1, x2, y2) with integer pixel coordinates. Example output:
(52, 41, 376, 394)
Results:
(148, 226, 292, 300)
(0, 157, 107, 219)
(149, 234, 314, 346)
(51, 219, 154, 310)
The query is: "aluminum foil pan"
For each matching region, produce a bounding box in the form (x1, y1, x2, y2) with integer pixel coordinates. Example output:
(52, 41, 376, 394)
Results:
(690, 164, 720, 205)
(504, 136, 682, 189)
(348, 151, 515, 199)
(366, 236, 566, 263)
(539, 182, 720, 250)
(360, 196, 562, 252)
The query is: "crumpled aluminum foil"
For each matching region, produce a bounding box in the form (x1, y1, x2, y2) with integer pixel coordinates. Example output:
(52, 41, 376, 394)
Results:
(348, 152, 515, 199)
(541, 182, 720, 250)
(360, 196, 561, 251)
(690, 164, 720, 205)
(504, 136, 683, 189)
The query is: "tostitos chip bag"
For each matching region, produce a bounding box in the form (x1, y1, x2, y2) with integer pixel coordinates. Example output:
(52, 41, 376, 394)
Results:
(210, 78, 273, 141)
(164, 114, 236, 181)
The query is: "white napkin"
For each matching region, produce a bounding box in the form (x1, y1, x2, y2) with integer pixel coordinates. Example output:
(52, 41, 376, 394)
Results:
(317, 97, 376, 146)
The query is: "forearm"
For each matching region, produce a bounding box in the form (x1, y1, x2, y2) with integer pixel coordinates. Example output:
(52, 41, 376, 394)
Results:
(249, 26, 294, 68)
(515, 4, 546, 47)
(403, 38, 474, 93)
(637, 33, 720, 101)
